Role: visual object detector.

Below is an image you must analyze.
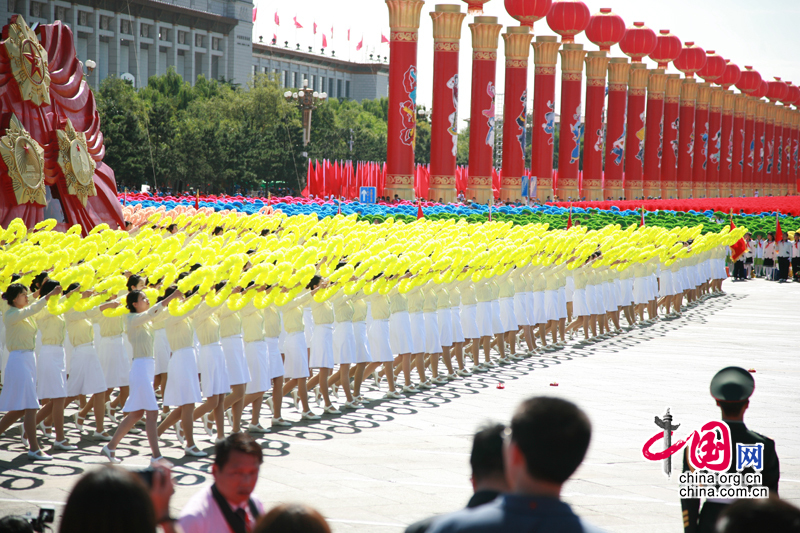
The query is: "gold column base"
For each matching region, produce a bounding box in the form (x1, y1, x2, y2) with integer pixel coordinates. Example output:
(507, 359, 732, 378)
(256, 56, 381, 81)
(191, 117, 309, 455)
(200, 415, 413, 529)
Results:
(719, 184, 731, 197)
(692, 184, 707, 198)
(624, 181, 644, 200)
(705, 186, 720, 198)
(583, 179, 603, 201)
(499, 176, 523, 202)
(677, 183, 693, 199)
(731, 186, 742, 197)
(535, 178, 554, 202)
(428, 187, 456, 203)
(385, 174, 415, 201)
(467, 179, 494, 204)
(643, 180, 661, 198)
(604, 179, 624, 200)
(661, 181, 677, 199)
(741, 183, 753, 197)
(556, 178, 580, 202)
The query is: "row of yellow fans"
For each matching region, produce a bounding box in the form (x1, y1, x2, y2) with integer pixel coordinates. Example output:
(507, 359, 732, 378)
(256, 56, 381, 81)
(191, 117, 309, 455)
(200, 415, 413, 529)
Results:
(1, 213, 746, 319)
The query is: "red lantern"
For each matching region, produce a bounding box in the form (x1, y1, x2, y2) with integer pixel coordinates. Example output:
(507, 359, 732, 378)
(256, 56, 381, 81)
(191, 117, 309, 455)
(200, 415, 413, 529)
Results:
(619, 22, 656, 63)
(505, 0, 553, 27)
(462, 0, 491, 14)
(673, 41, 706, 78)
(546, 0, 590, 43)
(736, 66, 762, 95)
(784, 83, 800, 106)
(650, 29, 681, 69)
(697, 50, 726, 83)
(718, 60, 741, 90)
(766, 76, 788, 103)
(585, 8, 625, 51)
(752, 80, 769, 100)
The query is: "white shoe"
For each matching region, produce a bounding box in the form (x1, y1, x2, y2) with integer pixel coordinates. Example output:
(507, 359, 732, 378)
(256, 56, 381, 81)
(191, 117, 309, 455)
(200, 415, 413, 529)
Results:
(151, 456, 174, 468)
(248, 423, 269, 433)
(105, 402, 118, 423)
(431, 377, 449, 385)
(184, 445, 208, 458)
(91, 431, 113, 442)
(323, 405, 341, 415)
(271, 417, 292, 427)
(28, 449, 53, 461)
(225, 408, 233, 427)
(418, 380, 434, 390)
(52, 439, 77, 451)
(355, 395, 371, 404)
(202, 413, 214, 437)
(343, 401, 362, 409)
(175, 421, 185, 446)
(301, 411, 321, 420)
(38, 422, 52, 439)
(402, 384, 419, 393)
(456, 369, 472, 377)
(101, 445, 121, 464)
(383, 391, 403, 400)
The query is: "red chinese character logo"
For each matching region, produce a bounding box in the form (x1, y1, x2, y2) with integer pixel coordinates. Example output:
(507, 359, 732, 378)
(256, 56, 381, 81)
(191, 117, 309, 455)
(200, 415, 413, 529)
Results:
(642, 418, 732, 473)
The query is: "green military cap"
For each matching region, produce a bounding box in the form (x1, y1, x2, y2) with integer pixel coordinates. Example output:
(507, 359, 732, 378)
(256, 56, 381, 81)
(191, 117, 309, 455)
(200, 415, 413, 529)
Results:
(710, 367, 755, 402)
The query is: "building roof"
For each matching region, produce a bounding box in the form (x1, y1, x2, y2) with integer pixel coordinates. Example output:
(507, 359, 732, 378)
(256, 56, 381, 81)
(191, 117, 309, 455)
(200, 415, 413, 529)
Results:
(79, 0, 238, 34)
(252, 42, 389, 75)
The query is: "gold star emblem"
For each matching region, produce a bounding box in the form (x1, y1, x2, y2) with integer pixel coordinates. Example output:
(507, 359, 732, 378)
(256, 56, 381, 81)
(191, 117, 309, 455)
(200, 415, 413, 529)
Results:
(57, 118, 97, 206)
(3, 16, 51, 106)
(0, 114, 47, 206)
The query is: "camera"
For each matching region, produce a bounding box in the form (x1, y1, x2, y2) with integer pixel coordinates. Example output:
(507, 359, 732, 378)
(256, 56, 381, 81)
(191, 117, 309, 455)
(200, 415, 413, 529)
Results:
(29, 506, 55, 532)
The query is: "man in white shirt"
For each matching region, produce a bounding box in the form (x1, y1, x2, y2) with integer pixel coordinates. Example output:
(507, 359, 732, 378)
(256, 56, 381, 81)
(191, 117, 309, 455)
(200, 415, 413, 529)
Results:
(179, 433, 265, 533)
(742, 233, 754, 279)
(754, 234, 765, 277)
(776, 233, 792, 283)
(792, 232, 800, 282)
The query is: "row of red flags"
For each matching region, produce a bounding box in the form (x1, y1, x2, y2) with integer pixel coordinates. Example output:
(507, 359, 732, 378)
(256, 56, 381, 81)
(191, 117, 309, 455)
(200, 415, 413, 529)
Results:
(254, 10, 388, 50)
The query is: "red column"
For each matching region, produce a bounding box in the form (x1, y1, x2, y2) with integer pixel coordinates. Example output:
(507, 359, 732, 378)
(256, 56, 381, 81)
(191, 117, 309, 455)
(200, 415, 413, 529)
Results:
(466, 16, 502, 203)
(385, 0, 424, 200)
(582, 51, 610, 201)
(731, 95, 747, 196)
(719, 91, 736, 197)
(660, 74, 682, 198)
(773, 108, 784, 196)
(676, 79, 697, 198)
(753, 100, 766, 197)
(499, 26, 533, 202)
(603, 58, 630, 200)
(692, 83, 712, 198)
(792, 111, 799, 194)
(706, 88, 724, 198)
(531, 36, 561, 202)
(782, 107, 792, 195)
(764, 104, 777, 196)
(428, 5, 465, 202)
(623, 64, 649, 200)
(556, 43, 587, 201)
(742, 97, 757, 196)
(642, 69, 666, 198)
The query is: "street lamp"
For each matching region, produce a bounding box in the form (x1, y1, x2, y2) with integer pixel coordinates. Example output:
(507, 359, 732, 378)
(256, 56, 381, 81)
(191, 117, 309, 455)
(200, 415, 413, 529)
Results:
(284, 79, 327, 146)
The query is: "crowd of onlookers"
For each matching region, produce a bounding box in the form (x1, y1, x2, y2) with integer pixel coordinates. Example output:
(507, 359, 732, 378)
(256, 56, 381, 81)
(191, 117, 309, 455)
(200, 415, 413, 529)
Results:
(1, 396, 798, 533)
(732, 232, 800, 283)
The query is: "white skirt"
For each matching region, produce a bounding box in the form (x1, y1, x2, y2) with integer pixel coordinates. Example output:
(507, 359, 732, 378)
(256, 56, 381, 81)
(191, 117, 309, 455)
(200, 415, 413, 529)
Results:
(67, 344, 107, 397)
(423, 312, 442, 354)
(310, 323, 334, 369)
(544, 290, 559, 322)
(244, 340, 271, 394)
(0, 350, 38, 411)
(659, 270, 673, 297)
(557, 287, 567, 319)
(154, 329, 171, 375)
(266, 337, 284, 379)
(368, 320, 394, 363)
(410, 312, 426, 354)
(586, 285, 601, 315)
(353, 322, 373, 363)
(565, 276, 575, 302)
(499, 297, 517, 332)
(283, 331, 309, 379)
(622, 278, 635, 305)
(222, 335, 250, 386)
(437, 308, 453, 347)
(633, 277, 649, 305)
(514, 293, 530, 326)
(389, 311, 413, 355)
(37, 345, 67, 400)
(97, 334, 131, 388)
(332, 321, 356, 365)
(451, 307, 465, 343)
(200, 342, 230, 398)
(490, 300, 504, 334)
(163, 346, 202, 407)
(572, 288, 589, 317)
(604, 282, 618, 311)
(476, 301, 493, 338)
(460, 304, 481, 340)
(123, 358, 158, 412)
(532, 291, 546, 325)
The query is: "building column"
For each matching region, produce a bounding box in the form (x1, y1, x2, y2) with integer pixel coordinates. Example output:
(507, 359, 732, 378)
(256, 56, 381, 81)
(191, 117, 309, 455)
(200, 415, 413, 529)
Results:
(719, 91, 736, 197)
(555, 43, 587, 201)
(602, 57, 629, 200)
(691, 83, 711, 198)
(642, 68, 666, 198)
(428, 4, 465, 202)
(731, 95, 747, 196)
(466, 16, 502, 203)
(108, 14, 121, 80)
(706, 88, 724, 198)
(660, 74, 682, 199)
(582, 51, 609, 201)
(530, 35, 560, 202)
(742, 96, 757, 196)
(384, 0, 424, 201)
(623, 63, 649, 200)
(676, 78, 697, 198)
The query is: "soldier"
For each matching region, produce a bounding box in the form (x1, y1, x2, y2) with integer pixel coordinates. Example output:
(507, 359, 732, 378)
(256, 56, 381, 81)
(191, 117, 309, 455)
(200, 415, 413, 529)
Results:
(681, 367, 780, 533)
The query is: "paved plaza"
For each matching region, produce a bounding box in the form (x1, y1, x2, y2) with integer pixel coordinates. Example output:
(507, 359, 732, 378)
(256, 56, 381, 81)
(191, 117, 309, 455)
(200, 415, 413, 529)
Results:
(0, 278, 798, 532)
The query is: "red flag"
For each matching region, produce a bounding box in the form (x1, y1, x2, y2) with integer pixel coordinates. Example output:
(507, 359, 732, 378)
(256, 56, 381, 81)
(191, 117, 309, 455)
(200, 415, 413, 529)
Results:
(488, 199, 492, 222)
(730, 211, 747, 262)
(381, 33, 389, 43)
(775, 212, 783, 242)
(195, 190, 199, 210)
(640, 205, 646, 227)
(252, 6, 257, 22)
(322, 34, 328, 47)
(274, 11, 279, 25)
(331, 26, 334, 39)
(356, 37, 363, 51)
(273, 33, 277, 43)
(293, 16, 302, 29)
(348, 29, 351, 41)
(567, 205, 572, 229)
(416, 199, 424, 220)
(313, 22, 317, 34)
